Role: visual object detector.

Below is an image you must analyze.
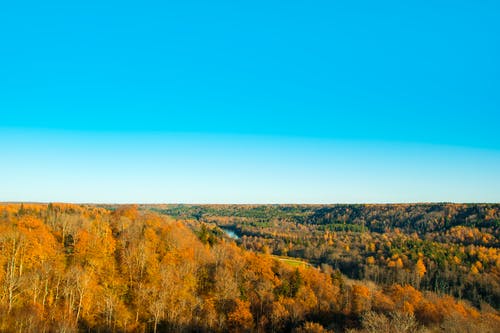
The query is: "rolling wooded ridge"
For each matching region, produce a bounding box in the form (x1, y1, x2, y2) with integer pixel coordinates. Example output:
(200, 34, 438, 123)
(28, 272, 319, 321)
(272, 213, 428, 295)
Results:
(0, 203, 498, 332)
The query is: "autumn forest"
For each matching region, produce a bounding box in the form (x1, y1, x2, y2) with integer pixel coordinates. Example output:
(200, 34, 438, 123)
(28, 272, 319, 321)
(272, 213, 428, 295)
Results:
(0, 203, 499, 332)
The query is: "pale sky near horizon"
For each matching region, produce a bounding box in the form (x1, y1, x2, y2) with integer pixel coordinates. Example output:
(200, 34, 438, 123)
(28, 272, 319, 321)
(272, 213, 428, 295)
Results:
(1, 1, 499, 203)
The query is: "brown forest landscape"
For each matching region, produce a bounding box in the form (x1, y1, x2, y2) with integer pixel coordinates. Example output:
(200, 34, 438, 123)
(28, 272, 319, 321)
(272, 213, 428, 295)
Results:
(0, 203, 498, 332)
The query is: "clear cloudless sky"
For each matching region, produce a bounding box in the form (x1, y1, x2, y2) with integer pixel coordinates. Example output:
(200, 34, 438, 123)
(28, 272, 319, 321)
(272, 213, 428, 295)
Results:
(1, 0, 499, 203)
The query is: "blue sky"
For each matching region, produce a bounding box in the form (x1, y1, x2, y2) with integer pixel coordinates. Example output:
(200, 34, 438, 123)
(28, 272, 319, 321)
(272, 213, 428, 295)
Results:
(1, 1, 499, 203)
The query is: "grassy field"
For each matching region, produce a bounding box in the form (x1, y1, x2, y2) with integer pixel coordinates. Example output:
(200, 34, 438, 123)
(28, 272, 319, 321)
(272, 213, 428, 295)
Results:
(272, 255, 310, 268)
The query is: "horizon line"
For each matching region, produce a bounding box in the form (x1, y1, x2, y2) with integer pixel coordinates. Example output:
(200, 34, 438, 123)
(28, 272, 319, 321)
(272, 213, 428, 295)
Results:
(1, 201, 499, 206)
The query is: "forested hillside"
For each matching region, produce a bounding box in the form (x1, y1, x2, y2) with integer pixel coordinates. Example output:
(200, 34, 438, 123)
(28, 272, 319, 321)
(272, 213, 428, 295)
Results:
(153, 204, 500, 310)
(0, 203, 499, 332)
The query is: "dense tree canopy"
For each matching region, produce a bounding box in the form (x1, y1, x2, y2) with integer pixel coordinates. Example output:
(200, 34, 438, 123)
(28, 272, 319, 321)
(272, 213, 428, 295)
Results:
(0, 203, 498, 332)
(159, 204, 500, 309)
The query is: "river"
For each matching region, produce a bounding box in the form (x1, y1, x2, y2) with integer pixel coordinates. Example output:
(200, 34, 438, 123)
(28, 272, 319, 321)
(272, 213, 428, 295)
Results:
(221, 228, 240, 240)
